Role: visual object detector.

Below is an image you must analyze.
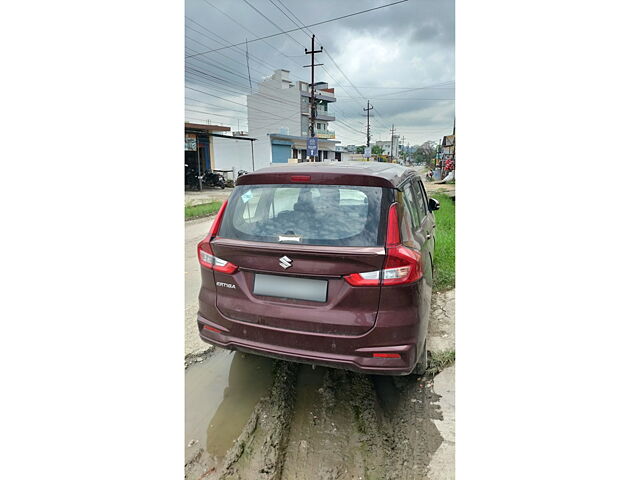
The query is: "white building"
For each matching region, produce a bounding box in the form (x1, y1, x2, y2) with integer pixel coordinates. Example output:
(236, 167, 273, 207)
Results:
(375, 134, 400, 158)
(247, 69, 340, 168)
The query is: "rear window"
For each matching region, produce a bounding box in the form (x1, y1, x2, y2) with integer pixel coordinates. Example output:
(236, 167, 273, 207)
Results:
(219, 184, 388, 246)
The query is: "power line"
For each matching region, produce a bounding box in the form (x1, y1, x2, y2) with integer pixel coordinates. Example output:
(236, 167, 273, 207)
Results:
(199, 0, 308, 74)
(186, 0, 409, 58)
(270, 1, 395, 134)
(339, 98, 456, 102)
(271, 0, 369, 125)
(241, 0, 306, 49)
(185, 67, 307, 110)
(185, 21, 279, 78)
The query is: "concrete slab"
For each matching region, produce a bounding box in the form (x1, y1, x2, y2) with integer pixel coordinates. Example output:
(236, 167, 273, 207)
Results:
(429, 289, 455, 353)
(428, 366, 455, 480)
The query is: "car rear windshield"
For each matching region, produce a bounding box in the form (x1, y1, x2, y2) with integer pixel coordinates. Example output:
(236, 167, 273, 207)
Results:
(218, 184, 388, 247)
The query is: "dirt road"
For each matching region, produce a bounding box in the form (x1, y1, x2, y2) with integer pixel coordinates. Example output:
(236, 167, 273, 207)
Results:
(185, 189, 233, 207)
(185, 215, 218, 361)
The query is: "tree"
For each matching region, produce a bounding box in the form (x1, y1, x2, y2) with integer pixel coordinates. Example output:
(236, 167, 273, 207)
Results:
(356, 145, 365, 154)
(415, 141, 438, 166)
(372, 145, 384, 155)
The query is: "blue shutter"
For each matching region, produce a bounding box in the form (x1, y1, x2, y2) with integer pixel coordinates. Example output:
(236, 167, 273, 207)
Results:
(271, 144, 291, 163)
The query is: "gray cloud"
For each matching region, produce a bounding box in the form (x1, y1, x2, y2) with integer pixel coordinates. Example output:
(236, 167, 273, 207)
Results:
(185, 0, 455, 145)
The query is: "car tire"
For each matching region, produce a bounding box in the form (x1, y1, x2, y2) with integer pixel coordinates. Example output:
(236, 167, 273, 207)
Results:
(412, 339, 429, 376)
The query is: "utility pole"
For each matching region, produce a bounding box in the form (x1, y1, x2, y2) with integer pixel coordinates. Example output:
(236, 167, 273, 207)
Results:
(390, 124, 396, 163)
(363, 100, 373, 147)
(304, 34, 323, 162)
(245, 39, 252, 93)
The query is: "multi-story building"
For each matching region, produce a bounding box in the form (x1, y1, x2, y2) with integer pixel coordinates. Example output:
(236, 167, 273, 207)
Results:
(248, 69, 340, 167)
(375, 135, 400, 158)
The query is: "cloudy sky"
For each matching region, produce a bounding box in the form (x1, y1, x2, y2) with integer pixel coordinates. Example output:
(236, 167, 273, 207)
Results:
(185, 0, 454, 146)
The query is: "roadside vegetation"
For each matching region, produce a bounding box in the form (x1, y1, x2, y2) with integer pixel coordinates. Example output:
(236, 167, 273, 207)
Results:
(427, 350, 455, 376)
(432, 193, 455, 290)
(185, 200, 223, 220)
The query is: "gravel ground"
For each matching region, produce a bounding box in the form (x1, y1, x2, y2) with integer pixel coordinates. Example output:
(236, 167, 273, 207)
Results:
(185, 189, 233, 207)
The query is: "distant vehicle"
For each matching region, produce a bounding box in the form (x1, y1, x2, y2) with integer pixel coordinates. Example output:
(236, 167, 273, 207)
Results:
(196, 162, 439, 375)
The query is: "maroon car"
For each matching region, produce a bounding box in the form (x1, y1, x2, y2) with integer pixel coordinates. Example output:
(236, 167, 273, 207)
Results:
(196, 162, 439, 375)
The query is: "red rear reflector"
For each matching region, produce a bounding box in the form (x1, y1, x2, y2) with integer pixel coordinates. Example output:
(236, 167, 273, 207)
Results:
(373, 353, 401, 359)
(291, 175, 311, 182)
(203, 325, 222, 333)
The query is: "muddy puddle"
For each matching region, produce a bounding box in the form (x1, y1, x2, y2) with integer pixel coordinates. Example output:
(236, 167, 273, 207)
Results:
(186, 354, 448, 480)
(185, 350, 275, 476)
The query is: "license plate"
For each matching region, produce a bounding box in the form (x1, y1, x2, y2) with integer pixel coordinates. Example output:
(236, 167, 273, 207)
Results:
(253, 274, 327, 303)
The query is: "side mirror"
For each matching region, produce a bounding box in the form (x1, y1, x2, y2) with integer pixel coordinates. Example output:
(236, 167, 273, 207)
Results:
(428, 198, 440, 211)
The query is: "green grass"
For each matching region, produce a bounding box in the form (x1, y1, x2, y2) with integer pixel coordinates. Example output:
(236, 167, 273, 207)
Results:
(427, 350, 455, 376)
(432, 194, 455, 290)
(185, 200, 223, 220)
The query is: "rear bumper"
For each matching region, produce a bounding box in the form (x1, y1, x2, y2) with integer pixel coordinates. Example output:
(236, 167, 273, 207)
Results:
(197, 310, 420, 376)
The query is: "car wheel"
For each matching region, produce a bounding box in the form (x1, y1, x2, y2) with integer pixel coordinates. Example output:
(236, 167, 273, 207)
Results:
(412, 339, 428, 376)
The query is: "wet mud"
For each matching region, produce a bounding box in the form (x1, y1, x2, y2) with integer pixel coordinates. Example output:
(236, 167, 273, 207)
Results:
(186, 291, 454, 480)
(187, 357, 445, 480)
(185, 351, 276, 479)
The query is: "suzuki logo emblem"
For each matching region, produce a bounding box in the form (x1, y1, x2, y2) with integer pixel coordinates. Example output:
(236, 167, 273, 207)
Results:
(279, 255, 292, 269)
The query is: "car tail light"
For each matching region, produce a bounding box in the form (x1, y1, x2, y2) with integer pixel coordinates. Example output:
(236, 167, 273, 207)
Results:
(344, 202, 423, 286)
(197, 200, 238, 274)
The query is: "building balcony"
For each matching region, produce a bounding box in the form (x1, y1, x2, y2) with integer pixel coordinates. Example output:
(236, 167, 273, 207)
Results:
(315, 130, 335, 139)
(300, 90, 336, 103)
(301, 105, 335, 122)
(316, 111, 335, 121)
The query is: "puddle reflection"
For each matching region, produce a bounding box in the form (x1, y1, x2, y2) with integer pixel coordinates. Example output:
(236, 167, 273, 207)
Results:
(185, 350, 275, 463)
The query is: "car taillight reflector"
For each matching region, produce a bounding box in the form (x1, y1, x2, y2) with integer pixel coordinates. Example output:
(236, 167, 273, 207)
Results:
(344, 202, 423, 286)
(203, 325, 222, 333)
(198, 242, 215, 269)
(196, 199, 238, 274)
(212, 255, 238, 274)
(373, 353, 401, 359)
(381, 244, 422, 285)
(197, 241, 238, 274)
(344, 270, 380, 286)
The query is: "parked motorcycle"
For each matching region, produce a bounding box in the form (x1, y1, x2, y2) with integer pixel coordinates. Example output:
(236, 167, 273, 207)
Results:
(185, 164, 200, 190)
(202, 169, 226, 189)
(237, 169, 249, 177)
